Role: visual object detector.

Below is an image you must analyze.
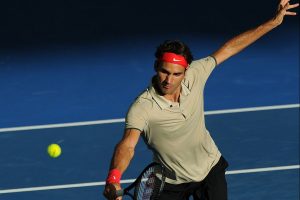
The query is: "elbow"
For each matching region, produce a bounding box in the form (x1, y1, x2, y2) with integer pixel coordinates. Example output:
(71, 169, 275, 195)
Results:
(215, 45, 237, 64)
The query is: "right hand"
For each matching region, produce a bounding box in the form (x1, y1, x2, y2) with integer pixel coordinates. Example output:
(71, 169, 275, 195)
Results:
(273, 0, 299, 26)
(103, 183, 122, 200)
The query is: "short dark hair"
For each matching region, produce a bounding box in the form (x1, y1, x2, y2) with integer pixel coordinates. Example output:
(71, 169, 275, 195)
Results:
(154, 40, 194, 64)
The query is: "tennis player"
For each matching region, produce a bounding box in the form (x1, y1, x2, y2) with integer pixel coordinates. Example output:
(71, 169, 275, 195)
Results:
(103, 0, 298, 199)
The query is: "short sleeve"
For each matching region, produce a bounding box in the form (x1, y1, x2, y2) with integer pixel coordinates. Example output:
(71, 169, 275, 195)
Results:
(125, 98, 150, 132)
(184, 56, 217, 88)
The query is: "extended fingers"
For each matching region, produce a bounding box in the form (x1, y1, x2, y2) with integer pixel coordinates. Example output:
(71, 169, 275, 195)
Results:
(288, 2, 300, 9)
(278, 0, 299, 15)
(285, 2, 299, 15)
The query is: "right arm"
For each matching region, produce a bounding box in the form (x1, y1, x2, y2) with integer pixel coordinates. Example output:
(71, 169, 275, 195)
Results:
(212, 0, 299, 65)
(110, 128, 141, 173)
(103, 128, 141, 200)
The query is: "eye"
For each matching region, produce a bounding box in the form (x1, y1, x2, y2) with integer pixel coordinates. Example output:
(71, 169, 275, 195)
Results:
(174, 73, 183, 77)
(160, 68, 170, 75)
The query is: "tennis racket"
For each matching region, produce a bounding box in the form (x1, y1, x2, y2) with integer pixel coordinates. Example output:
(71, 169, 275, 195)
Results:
(115, 162, 175, 200)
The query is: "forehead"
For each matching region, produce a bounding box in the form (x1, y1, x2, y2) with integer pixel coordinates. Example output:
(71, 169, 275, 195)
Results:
(160, 62, 186, 73)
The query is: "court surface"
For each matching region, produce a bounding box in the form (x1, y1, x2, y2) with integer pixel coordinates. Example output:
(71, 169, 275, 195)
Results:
(0, 105, 299, 200)
(0, 30, 299, 200)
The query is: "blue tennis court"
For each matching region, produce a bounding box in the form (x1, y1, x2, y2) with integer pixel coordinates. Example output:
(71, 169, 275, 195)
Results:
(0, 35, 299, 199)
(0, 106, 299, 200)
(0, 0, 299, 199)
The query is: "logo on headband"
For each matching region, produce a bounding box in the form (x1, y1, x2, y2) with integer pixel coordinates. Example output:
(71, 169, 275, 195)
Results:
(173, 58, 182, 62)
(160, 52, 188, 68)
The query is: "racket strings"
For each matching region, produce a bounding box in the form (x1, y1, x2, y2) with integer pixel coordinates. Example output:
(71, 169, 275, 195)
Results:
(135, 166, 163, 200)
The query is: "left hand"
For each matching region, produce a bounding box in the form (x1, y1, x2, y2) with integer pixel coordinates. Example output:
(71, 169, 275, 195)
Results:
(103, 183, 122, 200)
(273, 0, 299, 25)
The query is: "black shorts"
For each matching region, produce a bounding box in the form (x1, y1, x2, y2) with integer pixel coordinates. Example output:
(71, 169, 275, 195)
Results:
(159, 156, 229, 200)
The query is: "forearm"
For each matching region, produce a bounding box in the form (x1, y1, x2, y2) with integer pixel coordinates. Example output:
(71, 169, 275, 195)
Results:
(213, 0, 300, 65)
(104, 129, 140, 199)
(110, 140, 135, 173)
(223, 19, 278, 52)
(108, 128, 141, 174)
(213, 18, 279, 64)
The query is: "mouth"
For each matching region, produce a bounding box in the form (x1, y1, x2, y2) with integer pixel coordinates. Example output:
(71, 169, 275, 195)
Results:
(162, 84, 172, 90)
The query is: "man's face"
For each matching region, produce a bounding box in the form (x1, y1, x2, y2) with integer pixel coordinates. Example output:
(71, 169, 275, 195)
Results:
(156, 62, 186, 95)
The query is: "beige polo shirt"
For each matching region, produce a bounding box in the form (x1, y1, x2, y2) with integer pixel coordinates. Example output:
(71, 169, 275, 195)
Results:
(125, 56, 221, 184)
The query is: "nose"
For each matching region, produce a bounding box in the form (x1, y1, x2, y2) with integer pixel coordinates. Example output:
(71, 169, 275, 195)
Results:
(165, 75, 173, 84)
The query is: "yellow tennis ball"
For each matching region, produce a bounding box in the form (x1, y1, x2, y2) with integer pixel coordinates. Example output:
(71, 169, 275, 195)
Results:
(47, 144, 62, 158)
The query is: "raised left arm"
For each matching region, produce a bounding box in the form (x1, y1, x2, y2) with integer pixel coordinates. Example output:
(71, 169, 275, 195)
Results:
(212, 0, 299, 65)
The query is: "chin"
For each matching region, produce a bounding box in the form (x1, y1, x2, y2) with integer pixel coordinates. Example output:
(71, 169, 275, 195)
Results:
(159, 85, 174, 95)
(163, 90, 174, 95)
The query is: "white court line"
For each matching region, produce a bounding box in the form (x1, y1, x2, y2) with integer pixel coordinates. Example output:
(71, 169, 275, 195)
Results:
(225, 165, 300, 174)
(0, 118, 125, 133)
(0, 104, 299, 133)
(0, 165, 299, 194)
(204, 104, 299, 115)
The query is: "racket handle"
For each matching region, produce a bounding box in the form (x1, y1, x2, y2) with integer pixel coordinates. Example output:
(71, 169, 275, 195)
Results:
(115, 189, 124, 197)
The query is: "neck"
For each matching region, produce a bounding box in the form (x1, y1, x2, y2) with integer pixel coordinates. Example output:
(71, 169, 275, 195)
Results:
(164, 92, 180, 102)
(163, 85, 181, 102)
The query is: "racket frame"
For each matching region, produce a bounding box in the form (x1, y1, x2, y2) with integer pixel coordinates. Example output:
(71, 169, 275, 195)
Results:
(115, 162, 167, 199)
